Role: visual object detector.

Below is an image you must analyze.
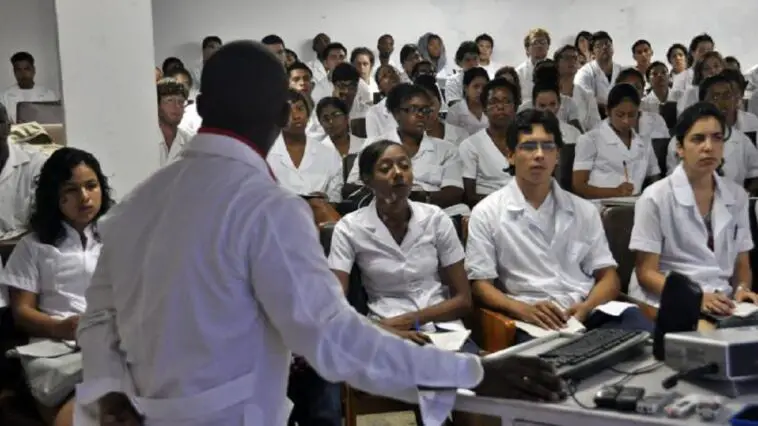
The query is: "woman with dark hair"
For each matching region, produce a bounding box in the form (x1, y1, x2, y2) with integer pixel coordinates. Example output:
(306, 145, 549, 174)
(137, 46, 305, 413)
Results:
(365, 64, 402, 139)
(344, 83, 468, 217)
(677, 51, 725, 115)
(573, 83, 660, 198)
(630, 102, 758, 313)
(666, 43, 688, 77)
(446, 67, 490, 134)
(413, 74, 469, 144)
(316, 96, 364, 158)
(0, 147, 113, 426)
(575, 31, 592, 64)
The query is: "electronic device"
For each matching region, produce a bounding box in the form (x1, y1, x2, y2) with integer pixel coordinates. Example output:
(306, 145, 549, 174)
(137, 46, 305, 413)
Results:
(703, 313, 758, 329)
(537, 328, 649, 381)
(593, 385, 622, 409)
(697, 397, 724, 422)
(654, 272, 703, 360)
(615, 386, 645, 412)
(636, 391, 682, 414)
(664, 326, 758, 381)
(731, 404, 758, 425)
(665, 394, 700, 418)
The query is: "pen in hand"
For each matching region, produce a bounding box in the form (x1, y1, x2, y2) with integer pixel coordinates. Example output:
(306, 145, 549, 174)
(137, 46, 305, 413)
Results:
(622, 160, 630, 183)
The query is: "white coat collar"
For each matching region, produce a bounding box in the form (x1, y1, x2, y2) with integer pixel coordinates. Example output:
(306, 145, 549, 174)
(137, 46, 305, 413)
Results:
(362, 199, 430, 249)
(502, 178, 574, 214)
(182, 130, 271, 177)
(670, 164, 735, 207)
(0, 142, 33, 183)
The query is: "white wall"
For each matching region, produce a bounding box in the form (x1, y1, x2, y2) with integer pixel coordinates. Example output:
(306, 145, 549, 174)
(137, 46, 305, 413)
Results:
(152, 0, 758, 73)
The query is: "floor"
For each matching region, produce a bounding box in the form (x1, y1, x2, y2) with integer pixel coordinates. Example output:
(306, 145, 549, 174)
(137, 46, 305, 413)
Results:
(356, 412, 417, 426)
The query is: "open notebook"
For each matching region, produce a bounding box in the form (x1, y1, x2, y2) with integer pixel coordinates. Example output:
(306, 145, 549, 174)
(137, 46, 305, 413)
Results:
(425, 330, 471, 351)
(514, 317, 586, 338)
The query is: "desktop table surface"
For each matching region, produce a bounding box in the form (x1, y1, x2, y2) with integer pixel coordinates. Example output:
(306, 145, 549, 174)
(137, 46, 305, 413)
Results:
(455, 334, 755, 425)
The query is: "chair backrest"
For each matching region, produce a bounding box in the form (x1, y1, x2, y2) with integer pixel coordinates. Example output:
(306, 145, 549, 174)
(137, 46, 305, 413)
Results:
(350, 118, 367, 139)
(557, 143, 575, 192)
(659, 102, 678, 129)
(652, 138, 670, 176)
(16, 101, 64, 124)
(745, 131, 757, 146)
(600, 204, 636, 293)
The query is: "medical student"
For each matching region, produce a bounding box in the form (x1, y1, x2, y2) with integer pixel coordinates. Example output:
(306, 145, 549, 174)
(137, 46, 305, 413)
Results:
(642, 61, 683, 112)
(345, 83, 469, 217)
(310, 43, 350, 104)
(165, 67, 195, 102)
(446, 67, 490, 135)
(516, 28, 552, 103)
(666, 43, 689, 80)
(75, 42, 565, 426)
(476, 33, 501, 79)
(1, 147, 113, 426)
(284, 49, 298, 68)
(157, 78, 193, 166)
(306, 33, 331, 84)
(672, 34, 715, 93)
(519, 59, 582, 129)
(306, 63, 371, 143)
(351, 47, 379, 94)
(554, 45, 602, 131)
(414, 74, 469, 145)
(268, 89, 342, 202)
(666, 74, 758, 191)
(532, 83, 582, 146)
(191, 36, 222, 91)
(411, 60, 436, 81)
(572, 83, 660, 198)
(573, 31, 624, 115)
(465, 109, 653, 344)
(575, 31, 592, 66)
(677, 51, 725, 115)
(720, 69, 758, 136)
(261, 34, 286, 65)
(444, 41, 481, 106)
(316, 96, 364, 158)
(459, 78, 518, 206)
(0, 52, 58, 123)
(365, 64, 402, 139)
(286, 61, 314, 100)
(372, 34, 401, 77)
(629, 102, 758, 311)
(399, 44, 423, 83)
(632, 40, 654, 82)
(0, 102, 48, 235)
(494, 66, 521, 93)
(614, 68, 670, 142)
(418, 33, 449, 79)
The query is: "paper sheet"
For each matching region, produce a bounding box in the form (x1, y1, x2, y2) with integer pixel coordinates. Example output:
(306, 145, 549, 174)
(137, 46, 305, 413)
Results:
(732, 302, 758, 318)
(594, 301, 636, 317)
(514, 316, 586, 338)
(426, 330, 471, 351)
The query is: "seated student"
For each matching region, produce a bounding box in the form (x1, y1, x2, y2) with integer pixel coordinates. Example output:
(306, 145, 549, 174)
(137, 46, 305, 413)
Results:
(268, 90, 342, 202)
(720, 69, 758, 136)
(494, 66, 521, 91)
(156, 78, 193, 166)
(519, 59, 582, 130)
(410, 60, 436, 81)
(532, 83, 582, 145)
(0, 147, 113, 426)
(554, 45, 602, 131)
(351, 47, 378, 94)
(164, 66, 196, 101)
(284, 49, 298, 68)
(344, 84, 469, 217)
(459, 78, 518, 206)
(677, 51, 725, 115)
(573, 83, 661, 199)
(614, 68, 670, 141)
(629, 102, 758, 310)
(398, 43, 423, 83)
(287, 61, 314, 100)
(446, 67, 490, 135)
(666, 74, 758, 191)
(0, 102, 48, 235)
(316, 97, 364, 158)
(573, 31, 624, 113)
(310, 42, 348, 103)
(465, 110, 653, 343)
(444, 41, 481, 106)
(306, 63, 371, 143)
(1, 52, 58, 123)
(365, 64, 402, 139)
(414, 74, 469, 145)
(641, 61, 683, 113)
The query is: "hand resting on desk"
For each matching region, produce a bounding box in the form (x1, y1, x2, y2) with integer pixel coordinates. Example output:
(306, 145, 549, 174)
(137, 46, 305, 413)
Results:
(472, 355, 566, 403)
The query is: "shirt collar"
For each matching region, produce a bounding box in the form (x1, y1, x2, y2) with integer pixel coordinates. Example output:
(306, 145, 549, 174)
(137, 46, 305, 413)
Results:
(670, 164, 735, 207)
(503, 178, 574, 214)
(183, 128, 275, 180)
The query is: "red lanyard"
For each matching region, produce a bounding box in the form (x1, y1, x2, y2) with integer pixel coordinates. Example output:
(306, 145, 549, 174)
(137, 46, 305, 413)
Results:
(197, 127, 276, 180)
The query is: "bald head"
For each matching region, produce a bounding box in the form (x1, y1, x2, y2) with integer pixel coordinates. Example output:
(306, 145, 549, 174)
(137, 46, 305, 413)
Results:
(197, 40, 289, 151)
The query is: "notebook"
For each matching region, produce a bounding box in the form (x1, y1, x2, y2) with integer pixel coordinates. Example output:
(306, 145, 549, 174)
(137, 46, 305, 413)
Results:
(514, 317, 586, 338)
(426, 330, 471, 351)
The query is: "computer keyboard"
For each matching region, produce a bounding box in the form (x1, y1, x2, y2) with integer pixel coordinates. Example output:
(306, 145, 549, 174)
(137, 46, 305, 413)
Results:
(537, 329, 650, 381)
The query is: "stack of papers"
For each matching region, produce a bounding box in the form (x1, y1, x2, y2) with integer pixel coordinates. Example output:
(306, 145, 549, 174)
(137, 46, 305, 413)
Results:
(514, 317, 586, 338)
(426, 330, 471, 351)
(732, 302, 758, 318)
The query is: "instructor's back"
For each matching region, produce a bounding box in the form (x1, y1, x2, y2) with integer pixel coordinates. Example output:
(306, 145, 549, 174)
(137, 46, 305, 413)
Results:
(75, 41, 564, 426)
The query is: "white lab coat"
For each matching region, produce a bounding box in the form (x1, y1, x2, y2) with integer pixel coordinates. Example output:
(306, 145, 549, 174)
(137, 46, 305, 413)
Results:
(481, 62, 502, 80)
(0, 224, 100, 318)
(306, 59, 328, 84)
(641, 90, 683, 114)
(665, 128, 758, 184)
(628, 164, 753, 307)
(671, 68, 694, 93)
(306, 99, 371, 144)
(637, 111, 670, 142)
(0, 143, 48, 234)
(179, 103, 202, 135)
(442, 121, 470, 145)
(322, 134, 365, 158)
(365, 98, 396, 140)
(347, 131, 470, 217)
(737, 110, 758, 136)
(74, 131, 483, 426)
(458, 128, 511, 195)
(446, 101, 488, 135)
(574, 121, 660, 194)
(267, 135, 343, 202)
(515, 60, 535, 104)
(519, 95, 580, 125)
(560, 121, 582, 145)
(0, 84, 58, 123)
(573, 60, 625, 105)
(465, 179, 618, 309)
(677, 85, 700, 116)
(328, 200, 466, 331)
(159, 127, 193, 166)
(572, 84, 603, 131)
(444, 72, 464, 105)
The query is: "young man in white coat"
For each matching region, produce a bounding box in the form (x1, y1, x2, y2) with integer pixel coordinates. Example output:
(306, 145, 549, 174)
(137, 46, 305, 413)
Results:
(75, 41, 565, 426)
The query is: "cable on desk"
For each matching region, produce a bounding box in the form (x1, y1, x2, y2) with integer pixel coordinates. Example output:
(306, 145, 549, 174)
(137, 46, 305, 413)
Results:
(565, 361, 664, 411)
(609, 360, 663, 377)
(565, 379, 595, 409)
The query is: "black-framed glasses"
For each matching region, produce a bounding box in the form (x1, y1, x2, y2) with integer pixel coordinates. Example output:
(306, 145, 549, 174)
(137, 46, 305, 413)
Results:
(399, 106, 433, 116)
(517, 141, 557, 152)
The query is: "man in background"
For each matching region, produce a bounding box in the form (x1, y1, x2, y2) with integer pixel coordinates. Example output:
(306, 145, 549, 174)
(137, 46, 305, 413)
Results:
(0, 52, 58, 123)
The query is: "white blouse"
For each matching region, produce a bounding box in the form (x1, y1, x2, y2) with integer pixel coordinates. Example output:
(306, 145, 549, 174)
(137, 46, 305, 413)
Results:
(0, 143, 48, 235)
(458, 128, 511, 195)
(0, 223, 101, 318)
(267, 135, 343, 202)
(446, 101, 488, 135)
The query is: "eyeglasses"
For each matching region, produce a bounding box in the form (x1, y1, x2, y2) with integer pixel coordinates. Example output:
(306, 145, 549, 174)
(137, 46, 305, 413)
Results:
(399, 105, 433, 116)
(334, 81, 358, 91)
(320, 111, 346, 123)
(517, 141, 557, 152)
(531, 39, 550, 47)
(487, 98, 515, 110)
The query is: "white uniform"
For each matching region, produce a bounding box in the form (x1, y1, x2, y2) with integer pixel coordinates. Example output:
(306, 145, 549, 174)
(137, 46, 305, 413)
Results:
(458, 128, 511, 196)
(267, 135, 343, 202)
(328, 200, 466, 331)
(637, 111, 670, 142)
(465, 179, 618, 310)
(0, 84, 58, 123)
(573, 121, 660, 194)
(0, 143, 48, 234)
(0, 224, 100, 319)
(446, 101, 488, 135)
(306, 59, 328, 84)
(519, 95, 580, 125)
(560, 121, 582, 145)
(179, 103, 202, 135)
(365, 98, 396, 140)
(677, 85, 700, 116)
(515, 60, 535, 104)
(641, 90, 683, 114)
(347, 131, 470, 217)
(74, 131, 483, 426)
(573, 61, 625, 105)
(671, 68, 694, 93)
(628, 164, 753, 307)
(159, 127, 193, 166)
(305, 98, 371, 144)
(665, 128, 758, 184)
(444, 72, 464, 105)
(322, 134, 364, 158)
(572, 85, 603, 131)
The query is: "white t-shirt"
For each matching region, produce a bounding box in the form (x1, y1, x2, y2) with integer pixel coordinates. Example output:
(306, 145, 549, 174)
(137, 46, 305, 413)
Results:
(0, 84, 58, 123)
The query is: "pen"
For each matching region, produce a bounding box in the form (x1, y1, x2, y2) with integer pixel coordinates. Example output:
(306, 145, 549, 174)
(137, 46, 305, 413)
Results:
(622, 161, 630, 183)
(414, 318, 420, 331)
